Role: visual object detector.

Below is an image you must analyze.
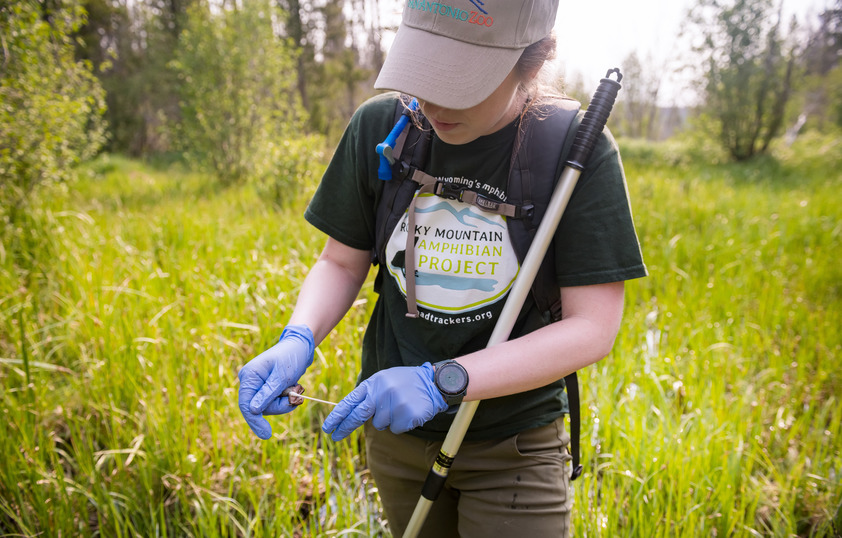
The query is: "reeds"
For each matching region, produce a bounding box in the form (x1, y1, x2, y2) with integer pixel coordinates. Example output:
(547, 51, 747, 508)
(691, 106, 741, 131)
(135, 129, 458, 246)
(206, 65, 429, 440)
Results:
(1, 136, 839, 536)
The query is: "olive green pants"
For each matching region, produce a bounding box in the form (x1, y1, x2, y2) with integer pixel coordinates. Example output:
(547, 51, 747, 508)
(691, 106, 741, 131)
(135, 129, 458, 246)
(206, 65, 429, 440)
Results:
(364, 417, 573, 538)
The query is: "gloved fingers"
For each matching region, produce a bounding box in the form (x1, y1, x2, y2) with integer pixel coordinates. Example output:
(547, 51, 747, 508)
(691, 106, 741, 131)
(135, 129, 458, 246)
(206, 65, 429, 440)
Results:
(244, 413, 273, 439)
(238, 374, 265, 417)
(322, 384, 373, 441)
(388, 400, 429, 434)
(332, 400, 376, 441)
(249, 366, 294, 414)
(260, 396, 298, 416)
(238, 394, 274, 439)
(370, 393, 393, 431)
(237, 370, 258, 401)
(238, 369, 300, 439)
(237, 360, 271, 410)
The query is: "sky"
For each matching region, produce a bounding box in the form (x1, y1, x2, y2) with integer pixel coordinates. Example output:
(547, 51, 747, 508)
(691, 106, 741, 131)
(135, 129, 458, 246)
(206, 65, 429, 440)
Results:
(551, 0, 832, 106)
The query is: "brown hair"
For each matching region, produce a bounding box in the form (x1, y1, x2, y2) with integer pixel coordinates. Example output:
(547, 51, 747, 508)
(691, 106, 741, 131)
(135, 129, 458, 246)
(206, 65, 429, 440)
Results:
(516, 33, 557, 84)
(513, 33, 570, 159)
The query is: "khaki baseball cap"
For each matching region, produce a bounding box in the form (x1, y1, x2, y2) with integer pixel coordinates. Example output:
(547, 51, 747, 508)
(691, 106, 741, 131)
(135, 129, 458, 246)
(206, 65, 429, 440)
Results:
(375, 0, 560, 110)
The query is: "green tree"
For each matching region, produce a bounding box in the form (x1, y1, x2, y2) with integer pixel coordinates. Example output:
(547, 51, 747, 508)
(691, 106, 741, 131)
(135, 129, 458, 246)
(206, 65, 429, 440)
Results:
(276, 0, 376, 142)
(616, 51, 662, 140)
(799, 1, 842, 131)
(170, 0, 303, 185)
(75, 0, 190, 155)
(304, 2, 371, 141)
(686, 0, 797, 160)
(0, 1, 107, 220)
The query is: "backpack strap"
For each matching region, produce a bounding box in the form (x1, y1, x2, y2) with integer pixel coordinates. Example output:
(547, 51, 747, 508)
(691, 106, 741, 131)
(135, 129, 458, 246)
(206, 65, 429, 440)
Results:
(506, 98, 581, 323)
(432, 182, 529, 218)
(505, 99, 585, 481)
(372, 96, 432, 272)
(566, 371, 584, 480)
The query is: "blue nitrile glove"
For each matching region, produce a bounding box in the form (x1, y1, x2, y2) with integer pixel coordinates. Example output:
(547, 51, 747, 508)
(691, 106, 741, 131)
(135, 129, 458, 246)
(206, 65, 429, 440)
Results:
(238, 324, 315, 439)
(322, 362, 448, 442)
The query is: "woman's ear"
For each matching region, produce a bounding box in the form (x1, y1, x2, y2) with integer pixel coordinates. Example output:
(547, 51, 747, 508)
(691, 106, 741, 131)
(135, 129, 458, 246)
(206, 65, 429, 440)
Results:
(523, 60, 544, 82)
(516, 34, 556, 86)
(515, 62, 543, 95)
(523, 64, 542, 84)
(515, 56, 547, 87)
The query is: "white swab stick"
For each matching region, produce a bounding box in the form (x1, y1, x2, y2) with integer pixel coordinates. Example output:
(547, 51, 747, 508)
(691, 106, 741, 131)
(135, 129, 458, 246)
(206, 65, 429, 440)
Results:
(288, 391, 338, 406)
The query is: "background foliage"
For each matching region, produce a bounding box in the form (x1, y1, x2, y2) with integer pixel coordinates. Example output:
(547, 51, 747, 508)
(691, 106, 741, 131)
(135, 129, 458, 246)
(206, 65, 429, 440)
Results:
(170, 0, 304, 186)
(684, 0, 797, 160)
(1, 0, 841, 536)
(0, 1, 106, 222)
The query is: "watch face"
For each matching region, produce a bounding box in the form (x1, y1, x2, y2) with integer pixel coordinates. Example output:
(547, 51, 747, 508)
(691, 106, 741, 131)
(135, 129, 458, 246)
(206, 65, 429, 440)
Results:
(437, 362, 468, 395)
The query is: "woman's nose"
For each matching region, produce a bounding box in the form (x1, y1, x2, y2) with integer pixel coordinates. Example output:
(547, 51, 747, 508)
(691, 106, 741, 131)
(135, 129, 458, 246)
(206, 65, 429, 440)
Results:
(420, 100, 443, 117)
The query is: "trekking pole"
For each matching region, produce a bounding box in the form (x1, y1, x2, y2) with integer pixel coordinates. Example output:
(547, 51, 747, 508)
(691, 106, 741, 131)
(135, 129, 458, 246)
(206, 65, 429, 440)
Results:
(401, 68, 624, 538)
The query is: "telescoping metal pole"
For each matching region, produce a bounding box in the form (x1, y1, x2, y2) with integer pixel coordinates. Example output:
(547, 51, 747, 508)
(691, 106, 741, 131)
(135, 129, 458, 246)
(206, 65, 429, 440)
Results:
(402, 69, 624, 538)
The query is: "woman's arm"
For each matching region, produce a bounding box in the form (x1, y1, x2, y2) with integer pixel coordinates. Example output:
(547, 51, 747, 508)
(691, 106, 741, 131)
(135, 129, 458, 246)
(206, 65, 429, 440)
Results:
(288, 237, 372, 344)
(458, 281, 625, 401)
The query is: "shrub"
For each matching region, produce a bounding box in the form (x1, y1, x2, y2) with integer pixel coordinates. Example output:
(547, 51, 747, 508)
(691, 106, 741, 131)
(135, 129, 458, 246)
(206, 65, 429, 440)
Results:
(0, 2, 107, 222)
(252, 135, 327, 209)
(170, 1, 304, 187)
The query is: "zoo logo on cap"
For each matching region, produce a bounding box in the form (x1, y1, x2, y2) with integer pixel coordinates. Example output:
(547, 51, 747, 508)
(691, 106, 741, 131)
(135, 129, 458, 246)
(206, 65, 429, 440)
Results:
(407, 0, 495, 27)
(469, 0, 488, 14)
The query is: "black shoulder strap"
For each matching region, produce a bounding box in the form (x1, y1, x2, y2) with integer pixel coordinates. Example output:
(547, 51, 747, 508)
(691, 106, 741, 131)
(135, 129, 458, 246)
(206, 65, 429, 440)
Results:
(372, 97, 432, 273)
(566, 371, 584, 480)
(506, 98, 581, 322)
(504, 98, 584, 481)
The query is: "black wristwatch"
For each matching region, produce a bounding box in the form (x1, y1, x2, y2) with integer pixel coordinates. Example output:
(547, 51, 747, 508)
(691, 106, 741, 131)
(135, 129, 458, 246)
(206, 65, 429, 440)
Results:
(433, 360, 469, 407)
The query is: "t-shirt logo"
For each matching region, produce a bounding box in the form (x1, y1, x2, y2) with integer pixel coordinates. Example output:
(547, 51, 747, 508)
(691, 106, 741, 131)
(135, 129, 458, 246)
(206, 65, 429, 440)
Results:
(385, 192, 519, 314)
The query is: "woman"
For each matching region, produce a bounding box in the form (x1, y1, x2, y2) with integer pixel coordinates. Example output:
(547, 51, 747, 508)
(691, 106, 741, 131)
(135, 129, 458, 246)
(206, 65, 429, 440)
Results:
(238, 0, 646, 535)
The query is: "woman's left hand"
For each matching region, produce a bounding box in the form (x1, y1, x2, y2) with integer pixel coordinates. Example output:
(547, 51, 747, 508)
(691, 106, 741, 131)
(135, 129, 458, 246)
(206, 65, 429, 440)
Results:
(322, 363, 448, 441)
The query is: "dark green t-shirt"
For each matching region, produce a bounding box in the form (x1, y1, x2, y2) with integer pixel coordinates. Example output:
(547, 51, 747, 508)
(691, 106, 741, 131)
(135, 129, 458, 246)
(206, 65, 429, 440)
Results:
(305, 92, 647, 441)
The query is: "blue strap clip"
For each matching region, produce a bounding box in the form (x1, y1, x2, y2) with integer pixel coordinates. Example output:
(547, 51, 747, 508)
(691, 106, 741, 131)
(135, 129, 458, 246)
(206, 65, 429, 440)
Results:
(376, 98, 419, 181)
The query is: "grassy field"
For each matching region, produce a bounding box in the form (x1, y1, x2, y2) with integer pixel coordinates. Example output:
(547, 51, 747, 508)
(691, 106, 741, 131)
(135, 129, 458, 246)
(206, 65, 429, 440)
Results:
(1, 134, 840, 537)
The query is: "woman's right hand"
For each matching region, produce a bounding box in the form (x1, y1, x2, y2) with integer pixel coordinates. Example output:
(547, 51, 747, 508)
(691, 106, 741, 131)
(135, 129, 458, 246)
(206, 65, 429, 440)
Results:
(237, 324, 315, 439)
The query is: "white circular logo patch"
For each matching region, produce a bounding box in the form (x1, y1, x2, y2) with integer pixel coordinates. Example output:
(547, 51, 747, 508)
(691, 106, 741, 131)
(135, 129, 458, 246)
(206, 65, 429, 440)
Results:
(385, 193, 519, 314)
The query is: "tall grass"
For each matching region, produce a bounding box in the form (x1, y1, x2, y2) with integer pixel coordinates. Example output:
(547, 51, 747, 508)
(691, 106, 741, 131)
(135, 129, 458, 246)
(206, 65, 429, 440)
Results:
(1, 134, 840, 536)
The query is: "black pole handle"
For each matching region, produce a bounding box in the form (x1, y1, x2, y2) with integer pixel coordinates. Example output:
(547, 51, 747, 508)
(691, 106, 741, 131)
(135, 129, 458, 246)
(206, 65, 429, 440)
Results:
(566, 68, 623, 171)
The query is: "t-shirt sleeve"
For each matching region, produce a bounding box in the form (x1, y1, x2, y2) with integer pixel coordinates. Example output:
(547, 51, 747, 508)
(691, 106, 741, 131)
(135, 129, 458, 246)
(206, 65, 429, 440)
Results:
(304, 96, 393, 251)
(553, 129, 647, 286)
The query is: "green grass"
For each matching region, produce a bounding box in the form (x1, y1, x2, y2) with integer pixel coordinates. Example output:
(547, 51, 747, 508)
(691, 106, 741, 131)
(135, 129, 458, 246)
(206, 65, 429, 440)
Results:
(1, 135, 840, 537)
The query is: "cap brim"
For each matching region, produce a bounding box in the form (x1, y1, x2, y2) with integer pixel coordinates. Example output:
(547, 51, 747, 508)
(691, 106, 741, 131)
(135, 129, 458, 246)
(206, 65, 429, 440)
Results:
(374, 23, 524, 110)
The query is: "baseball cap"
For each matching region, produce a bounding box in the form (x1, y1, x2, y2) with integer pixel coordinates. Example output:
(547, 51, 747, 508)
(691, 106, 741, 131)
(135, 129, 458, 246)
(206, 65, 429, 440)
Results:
(374, 0, 560, 110)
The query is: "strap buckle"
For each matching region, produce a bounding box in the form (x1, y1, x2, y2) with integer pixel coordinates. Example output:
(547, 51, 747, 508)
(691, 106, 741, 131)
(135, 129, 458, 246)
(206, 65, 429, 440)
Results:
(435, 182, 465, 201)
(514, 203, 534, 219)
